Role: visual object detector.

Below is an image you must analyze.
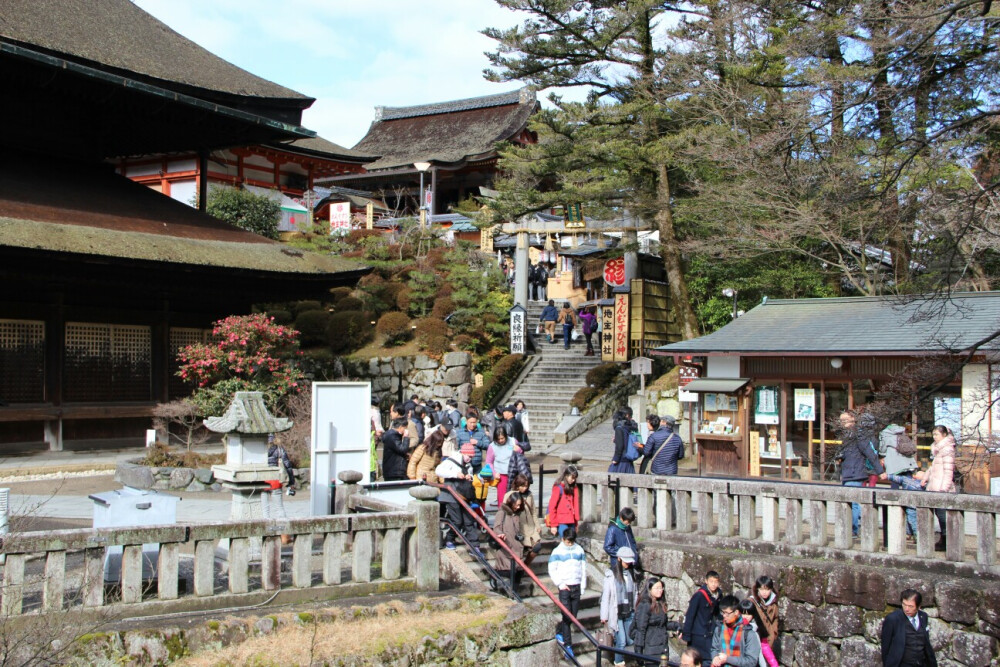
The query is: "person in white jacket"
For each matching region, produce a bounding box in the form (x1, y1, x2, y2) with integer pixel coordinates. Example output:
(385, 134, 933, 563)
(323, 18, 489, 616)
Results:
(548, 526, 587, 659)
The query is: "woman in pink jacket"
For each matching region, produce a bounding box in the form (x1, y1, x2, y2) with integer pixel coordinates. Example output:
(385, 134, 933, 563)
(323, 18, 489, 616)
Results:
(922, 424, 957, 551)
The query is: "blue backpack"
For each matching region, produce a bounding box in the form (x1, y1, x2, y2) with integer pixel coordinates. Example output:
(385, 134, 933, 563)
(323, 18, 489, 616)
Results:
(624, 431, 642, 462)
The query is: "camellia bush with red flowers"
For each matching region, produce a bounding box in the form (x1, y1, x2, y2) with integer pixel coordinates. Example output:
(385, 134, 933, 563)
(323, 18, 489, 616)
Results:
(177, 314, 304, 417)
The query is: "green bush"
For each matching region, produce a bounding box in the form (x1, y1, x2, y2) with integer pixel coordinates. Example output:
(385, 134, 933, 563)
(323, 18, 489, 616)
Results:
(376, 311, 412, 345)
(570, 386, 601, 411)
(327, 310, 373, 353)
(586, 363, 622, 390)
(205, 185, 281, 239)
(454, 334, 475, 351)
(294, 309, 331, 346)
(469, 354, 525, 409)
(337, 296, 364, 312)
(268, 309, 293, 325)
(431, 296, 455, 320)
(423, 334, 451, 357)
(292, 300, 323, 316)
(329, 287, 352, 304)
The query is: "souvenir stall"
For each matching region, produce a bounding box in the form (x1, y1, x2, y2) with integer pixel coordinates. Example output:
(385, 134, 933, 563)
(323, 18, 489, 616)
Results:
(683, 379, 750, 477)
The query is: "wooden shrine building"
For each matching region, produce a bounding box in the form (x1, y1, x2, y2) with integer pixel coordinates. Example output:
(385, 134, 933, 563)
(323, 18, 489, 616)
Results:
(0, 0, 368, 451)
(321, 88, 539, 215)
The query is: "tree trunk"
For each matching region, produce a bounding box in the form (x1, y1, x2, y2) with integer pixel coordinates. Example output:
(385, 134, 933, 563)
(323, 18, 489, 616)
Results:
(656, 163, 699, 340)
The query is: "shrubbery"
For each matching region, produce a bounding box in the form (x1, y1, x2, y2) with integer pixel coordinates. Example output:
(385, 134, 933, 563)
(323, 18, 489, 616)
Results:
(585, 363, 621, 390)
(336, 296, 364, 312)
(431, 296, 455, 320)
(328, 311, 373, 352)
(294, 309, 332, 346)
(414, 317, 452, 356)
(469, 354, 525, 408)
(376, 311, 412, 345)
(570, 387, 601, 411)
(292, 300, 323, 316)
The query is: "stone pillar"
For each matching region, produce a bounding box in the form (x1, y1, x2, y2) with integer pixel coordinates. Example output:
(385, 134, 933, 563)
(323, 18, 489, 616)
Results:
(514, 227, 529, 307)
(335, 470, 364, 515)
(623, 216, 639, 285)
(408, 485, 440, 591)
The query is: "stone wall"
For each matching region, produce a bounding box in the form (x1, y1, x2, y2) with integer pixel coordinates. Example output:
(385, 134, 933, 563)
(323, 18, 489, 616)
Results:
(115, 460, 309, 492)
(578, 532, 1000, 667)
(343, 351, 473, 405)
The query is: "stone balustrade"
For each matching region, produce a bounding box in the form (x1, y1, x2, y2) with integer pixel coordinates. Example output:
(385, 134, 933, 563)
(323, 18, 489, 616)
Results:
(0, 494, 439, 618)
(577, 471, 1000, 574)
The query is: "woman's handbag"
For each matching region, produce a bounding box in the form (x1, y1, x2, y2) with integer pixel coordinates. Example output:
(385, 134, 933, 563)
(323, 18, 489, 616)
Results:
(596, 624, 615, 647)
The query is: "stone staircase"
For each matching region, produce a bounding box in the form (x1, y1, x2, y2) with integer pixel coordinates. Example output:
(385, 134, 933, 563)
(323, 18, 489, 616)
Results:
(498, 300, 605, 453)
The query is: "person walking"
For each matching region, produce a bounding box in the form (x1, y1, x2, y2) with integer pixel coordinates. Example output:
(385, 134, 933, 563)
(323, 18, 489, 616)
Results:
(557, 301, 578, 349)
(435, 443, 478, 552)
(407, 424, 448, 481)
(640, 414, 683, 475)
(634, 577, 671, 664)
(500, 404, 528, 445)
(549, 526, 587, 661)
(492, 491, 526, 594)
(514, 399, 531, 448)
(835, 411, 884, 536)
(880, 589, 937, 667)
(506, 474, 542, 564)
(749, 576, 780, 667)
(710, 595, 761, 667)
(536, 262, 550, 301)
(579, 306, 597, 356)
(485, 428, 524, 510)
(600, 546, 639, 667)
(923, 425, 958, 551)
(604, 507, 639, 570)
(456, 412, 490, 474)
(609, 407, 640, 474)
(539, 299, 559, 343)
(682, 570, 722, 665)
(546, 465, 581, 538)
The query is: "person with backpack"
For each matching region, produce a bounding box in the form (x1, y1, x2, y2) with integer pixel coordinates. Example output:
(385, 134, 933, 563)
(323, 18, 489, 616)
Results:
(682, 570, 722, 666)
(604, 507, 639, 569)
(557, 301, 578, 350)
(546, 465, 581, 538)
(579, 306, 598, 356)
(610, 407, 641, 475)
(880, 424, 919, 489)
(835, 411, 883, 537)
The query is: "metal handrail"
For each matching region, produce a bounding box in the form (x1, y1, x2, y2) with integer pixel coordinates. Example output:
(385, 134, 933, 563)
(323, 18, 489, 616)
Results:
(439, 516, 521, 602)
(427, 481, 676, 666)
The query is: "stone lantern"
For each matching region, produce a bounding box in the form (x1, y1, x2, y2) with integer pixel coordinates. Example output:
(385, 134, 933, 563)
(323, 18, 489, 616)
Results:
(206, 391, 292, 523)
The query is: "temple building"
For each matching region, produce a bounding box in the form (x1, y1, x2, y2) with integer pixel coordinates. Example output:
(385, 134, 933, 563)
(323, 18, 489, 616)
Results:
(322, 88, 539, 215)
(0, 0, 367, 451)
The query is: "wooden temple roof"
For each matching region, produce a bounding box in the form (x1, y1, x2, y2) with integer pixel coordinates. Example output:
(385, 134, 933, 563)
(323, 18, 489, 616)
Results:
(353, 88, 538, 171)
(0, 152, 368, 278)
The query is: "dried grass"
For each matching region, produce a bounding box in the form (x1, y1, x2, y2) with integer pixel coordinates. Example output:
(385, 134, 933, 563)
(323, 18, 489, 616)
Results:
(175, 597, 512, 667)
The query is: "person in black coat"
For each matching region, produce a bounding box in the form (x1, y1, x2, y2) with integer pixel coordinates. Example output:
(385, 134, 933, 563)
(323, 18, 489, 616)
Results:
(682, 571, 722, 666)
(381, 419, 410, 481)
(609, 407, 639, 474)
(634, 577, 671, 664)
(500, 405, 527, 445)
(836, 411, 884, 535)
(881, 589, 937, 667)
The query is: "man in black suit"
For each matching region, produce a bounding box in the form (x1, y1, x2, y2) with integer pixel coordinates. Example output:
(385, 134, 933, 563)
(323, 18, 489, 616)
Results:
(881, 589, 937, 667)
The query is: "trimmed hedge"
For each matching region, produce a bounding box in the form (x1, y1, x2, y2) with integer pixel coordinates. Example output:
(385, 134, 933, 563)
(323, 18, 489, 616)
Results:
(295, 309, 332, 346)
(585, 363, 622, 390)
(376, 311, 412, 345)
(327, 310, 373, 353)
(337, 296, 364, 312)
(570, 386, 600, 411)
(469, 353, 525, 409)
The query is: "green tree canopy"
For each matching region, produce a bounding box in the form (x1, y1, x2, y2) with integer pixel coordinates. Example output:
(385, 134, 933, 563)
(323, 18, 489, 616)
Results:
(205, 186, 282, 240)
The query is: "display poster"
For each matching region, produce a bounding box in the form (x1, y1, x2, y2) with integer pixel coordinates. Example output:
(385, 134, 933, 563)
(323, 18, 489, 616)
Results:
(933, 396, 962, 444)
(754, 385, 780, 425)
(678, 366, 699, 403)
(612, 293, 629, 362)
(329, 202, 351, 233)
(749, 431, 761, 477)
(704, 393, 718, 412)
(600, 305, 615, 361)
(794, 388, 816, 421)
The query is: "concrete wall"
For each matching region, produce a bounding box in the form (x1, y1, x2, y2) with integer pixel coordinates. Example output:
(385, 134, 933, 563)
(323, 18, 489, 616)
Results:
(578, 531, 999, 667)
(343, 351, 473, 405)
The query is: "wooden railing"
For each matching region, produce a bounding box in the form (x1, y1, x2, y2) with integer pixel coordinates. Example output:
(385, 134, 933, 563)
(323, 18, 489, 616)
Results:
(0, 505, 435, 617)
(577, 471, 1000, 572)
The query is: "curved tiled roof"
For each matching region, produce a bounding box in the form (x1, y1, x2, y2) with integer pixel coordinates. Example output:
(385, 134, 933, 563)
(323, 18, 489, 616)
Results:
(354, 88, 538, 170)
(273, 136, 375, 162)
(0, 0, 309, 101)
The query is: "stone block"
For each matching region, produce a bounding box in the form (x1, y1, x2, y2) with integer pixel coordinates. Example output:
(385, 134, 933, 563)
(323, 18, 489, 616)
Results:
(444, 351, 471, 367)
(169, 468, 194, 489)
(413, 369, 436, 386)
(928, 616, 955, 653)
(824, 566, 885, 610)
(457, 383, 472, 402)
(862, 609, 885, 642)
(368, 358, 379, 375)
(493, 605, 562, 649)
(193, 468, 214, 484)
(936, 580, 979, 625)
(507, 639, 560, 667)
(811, 605, 860, 638)
(793, 634, 839, 667)
(777, 634, 795, 665)
(414, 355, 438, 370)
(115, 462, 154, 489)
(124, 630, 171, 665)
(432, 385, 454, 399)
(380, 363, 393, 376)
(783, 601, 815, 633)
(185, 480, 208, 492)
(782, 564, 825, 606)
(444, 365, 472, 385)
(883, 572, 934, 608)
(980, 588, 1000, 628)
(680, 552, 732, 587)
(390, 376, 400, 392)
(393, 357, 412, 374)
(255, 616, 276, 634)
(976, 619, 1000, 641)
(952, 631, 996, 667)
(373, 376, 391, 391)
(840, 637, 880, 666)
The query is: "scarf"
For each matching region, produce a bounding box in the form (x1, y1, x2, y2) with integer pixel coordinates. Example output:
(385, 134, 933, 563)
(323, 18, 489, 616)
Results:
(722, 623, 744, 656)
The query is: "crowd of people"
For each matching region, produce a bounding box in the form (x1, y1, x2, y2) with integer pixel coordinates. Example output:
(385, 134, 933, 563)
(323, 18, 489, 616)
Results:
(537, 299, 600, 355)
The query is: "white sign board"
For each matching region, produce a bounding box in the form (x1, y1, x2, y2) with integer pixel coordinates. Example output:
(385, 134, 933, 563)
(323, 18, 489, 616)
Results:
(329, 202, 351, 234)
(631, 356, 652, 376)
(510, 307, 526, 354)
(311, 382, 371, 516)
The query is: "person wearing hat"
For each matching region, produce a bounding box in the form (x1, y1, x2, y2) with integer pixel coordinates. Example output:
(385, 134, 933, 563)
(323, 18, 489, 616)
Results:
(600, 545, 639, 666)
(472, 463, 499, 515)
(640, 413, 684, 476)
(435, 442, 479, 552)
(500, 404, 528, 446)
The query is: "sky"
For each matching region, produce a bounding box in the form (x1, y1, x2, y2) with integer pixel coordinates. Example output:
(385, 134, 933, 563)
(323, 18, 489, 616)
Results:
(134, 0, 531, 149)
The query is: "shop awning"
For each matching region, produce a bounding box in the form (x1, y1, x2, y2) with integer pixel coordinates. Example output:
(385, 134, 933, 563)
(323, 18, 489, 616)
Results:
(682, 378, 750, 393)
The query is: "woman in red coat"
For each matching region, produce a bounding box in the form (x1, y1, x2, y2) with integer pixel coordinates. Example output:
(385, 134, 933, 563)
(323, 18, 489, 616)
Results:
(546, 465, 581, 538)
